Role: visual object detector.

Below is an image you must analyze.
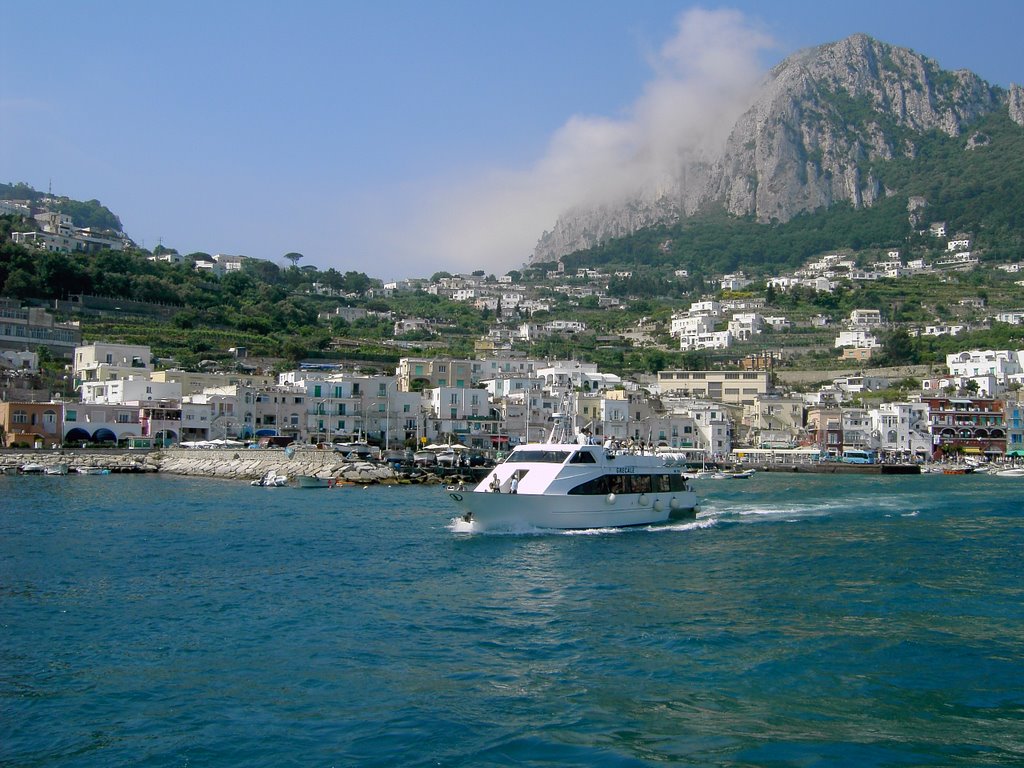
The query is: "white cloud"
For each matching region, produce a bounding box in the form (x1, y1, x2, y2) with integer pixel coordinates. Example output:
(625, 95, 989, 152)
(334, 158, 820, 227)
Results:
(408, 8, 775, 275)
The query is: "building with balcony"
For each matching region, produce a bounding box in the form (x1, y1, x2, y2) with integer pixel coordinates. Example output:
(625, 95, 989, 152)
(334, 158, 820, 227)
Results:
(924, 396, 1006, 459)
(0, 299, 82, 358)
(73, 342, 152, 386)
(657, 370, 771, 407)
(0, 401, 63, 447)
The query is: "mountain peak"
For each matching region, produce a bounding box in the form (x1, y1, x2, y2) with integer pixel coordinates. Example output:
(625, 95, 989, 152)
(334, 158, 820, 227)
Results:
(532, 35, 1008, 263)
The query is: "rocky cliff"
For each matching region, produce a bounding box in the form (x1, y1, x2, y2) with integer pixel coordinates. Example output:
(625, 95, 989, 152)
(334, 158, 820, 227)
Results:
(532, 34, 1010, 263)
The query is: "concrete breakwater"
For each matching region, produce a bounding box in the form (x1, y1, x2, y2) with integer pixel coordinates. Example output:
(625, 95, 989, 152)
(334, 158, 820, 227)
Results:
(0, 450, 159, 474)
(156, 447, 401, 484)
(0, 447, 473, 484)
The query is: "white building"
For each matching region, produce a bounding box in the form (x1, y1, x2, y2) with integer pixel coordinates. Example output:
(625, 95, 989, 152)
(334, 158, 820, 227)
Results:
(544, 320, 586, 334)
(869, 402, 934, 459)
(946, 350, 1024, 383)
(74, 343, 152, 386)
(670, 314, 715, 339)
(80, 376, 181, 405)
(995, 311, 1024, 325)
(689, 300, 722, 317)
(849, 309, 883, 328)
(682, 331, 732, 351)
(535, 360, 620, 393)
(835, 330, 880, 349)
(727, 313, 764, 341)
(720, 273, 751, 291)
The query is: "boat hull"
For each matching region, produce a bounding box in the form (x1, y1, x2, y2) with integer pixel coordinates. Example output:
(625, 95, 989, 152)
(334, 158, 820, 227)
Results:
(451, 489, 697, 530)
(296, 475, 333, 488)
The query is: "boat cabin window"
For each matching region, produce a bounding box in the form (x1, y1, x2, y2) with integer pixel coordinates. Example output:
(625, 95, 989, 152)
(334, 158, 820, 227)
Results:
(508, 449, 571, 463)
(567, 472, 689, 495)
(569, 449, 597, 464)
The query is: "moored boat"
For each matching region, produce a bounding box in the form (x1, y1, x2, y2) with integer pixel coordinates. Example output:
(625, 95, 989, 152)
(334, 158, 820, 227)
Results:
(295, 474, 334, 488)
(718, 468, 756, 479)
(994, 467, 1024, 477)
(251, 470, 288, 487)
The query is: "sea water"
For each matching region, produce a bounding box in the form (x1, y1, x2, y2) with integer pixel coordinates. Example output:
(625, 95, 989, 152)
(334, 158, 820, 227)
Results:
(2, 472, 1022, 766)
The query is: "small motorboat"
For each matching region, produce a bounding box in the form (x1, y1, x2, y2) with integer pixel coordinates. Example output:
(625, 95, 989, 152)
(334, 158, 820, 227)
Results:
(995, 467, 1024, 477)
(19, 463, 46, 474)
(295, 474, 334, 488)
(251, 470, 288, 487)
(76, 467, 111, 475)
(725, 469, 756, 479)
(43, 463, 69, 476)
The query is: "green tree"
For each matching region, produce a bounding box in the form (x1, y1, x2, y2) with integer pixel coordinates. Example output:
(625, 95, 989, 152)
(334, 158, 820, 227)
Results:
(880, 328, 918, 365)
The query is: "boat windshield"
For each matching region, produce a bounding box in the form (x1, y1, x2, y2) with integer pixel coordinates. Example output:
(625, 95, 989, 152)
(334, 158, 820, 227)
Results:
(507, 449, 572, 463)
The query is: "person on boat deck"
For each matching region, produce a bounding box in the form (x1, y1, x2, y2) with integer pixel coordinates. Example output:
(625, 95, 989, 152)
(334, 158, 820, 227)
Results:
(489, 475, 500, 493)
(509, 475, 519, 494)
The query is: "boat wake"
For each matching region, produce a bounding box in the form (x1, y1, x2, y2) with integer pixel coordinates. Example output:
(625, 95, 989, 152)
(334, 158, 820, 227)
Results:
(446, 516, 717, 536)
(698, 497, 849, 524)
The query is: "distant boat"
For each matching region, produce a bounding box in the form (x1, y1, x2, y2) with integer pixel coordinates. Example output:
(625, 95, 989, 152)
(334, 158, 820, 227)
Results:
(720, 469, 756, 479)
(995, 467, 1024, 477)
(295, 474, 334, 488)
(413, 450, 437, 466)
(76, 467, 111, 475)
(251, 470, 288, 487)
(687, 470, 718, 480)
(332, 442, 374, 460)
(43, 463, 69, 476)
(19, 463, 46, 474)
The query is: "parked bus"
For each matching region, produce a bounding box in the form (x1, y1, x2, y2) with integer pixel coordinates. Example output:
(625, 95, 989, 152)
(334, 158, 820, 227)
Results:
(841, 449, 876, 464)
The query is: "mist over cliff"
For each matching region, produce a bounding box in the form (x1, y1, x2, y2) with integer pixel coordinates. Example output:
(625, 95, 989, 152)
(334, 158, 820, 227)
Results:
(531, 32, 1019, 264)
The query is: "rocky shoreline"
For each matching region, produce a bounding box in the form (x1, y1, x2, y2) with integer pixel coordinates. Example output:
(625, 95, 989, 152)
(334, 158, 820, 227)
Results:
(0, 448, 466, 485)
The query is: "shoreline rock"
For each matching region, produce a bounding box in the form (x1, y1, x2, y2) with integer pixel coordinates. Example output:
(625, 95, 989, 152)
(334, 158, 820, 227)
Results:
(0, 448, 456, 485)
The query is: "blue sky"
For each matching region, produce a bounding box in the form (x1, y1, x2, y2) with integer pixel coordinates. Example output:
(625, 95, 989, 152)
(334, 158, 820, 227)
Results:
(2, 1, 1020, 280)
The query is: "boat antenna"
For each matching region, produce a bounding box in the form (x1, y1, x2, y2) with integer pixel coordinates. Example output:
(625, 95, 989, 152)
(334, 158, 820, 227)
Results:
(546, 392, 576, 443)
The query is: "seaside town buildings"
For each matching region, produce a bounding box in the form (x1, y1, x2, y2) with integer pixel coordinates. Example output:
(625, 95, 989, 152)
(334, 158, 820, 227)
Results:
(6, 220, 1024, 461)
(5, 330, 1024, 462)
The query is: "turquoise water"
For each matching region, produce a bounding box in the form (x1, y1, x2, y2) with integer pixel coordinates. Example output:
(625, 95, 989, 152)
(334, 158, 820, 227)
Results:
(2, 472, 1022, 766)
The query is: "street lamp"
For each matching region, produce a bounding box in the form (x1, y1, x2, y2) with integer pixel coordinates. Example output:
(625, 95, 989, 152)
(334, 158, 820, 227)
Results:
(382, 381, 394, 451)
(210, 412, 234, 441)
(313, 398, 330, 445)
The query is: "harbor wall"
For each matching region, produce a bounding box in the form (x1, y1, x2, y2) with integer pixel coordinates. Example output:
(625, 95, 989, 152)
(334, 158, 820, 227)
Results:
(156, 448, 400, 483)
(0, 447, 403, 483)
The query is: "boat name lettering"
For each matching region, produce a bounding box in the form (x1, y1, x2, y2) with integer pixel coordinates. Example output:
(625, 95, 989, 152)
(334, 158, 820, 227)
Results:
(615, 467, 636, 474)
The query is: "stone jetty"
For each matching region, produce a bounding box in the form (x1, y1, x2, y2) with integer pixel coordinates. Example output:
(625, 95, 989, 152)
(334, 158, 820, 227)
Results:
(0, 450, 159, 474)
(156, 447, 402, 484)
(1, 447, 472, 485)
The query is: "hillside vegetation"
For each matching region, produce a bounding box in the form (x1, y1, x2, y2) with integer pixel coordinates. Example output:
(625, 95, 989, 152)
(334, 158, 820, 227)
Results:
(3, 107, 1024, 376)
(555, 112, 1024, 282)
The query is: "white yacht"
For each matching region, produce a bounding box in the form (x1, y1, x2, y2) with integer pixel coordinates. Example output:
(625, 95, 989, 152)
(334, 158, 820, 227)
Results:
(450, 407, 698, 530)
